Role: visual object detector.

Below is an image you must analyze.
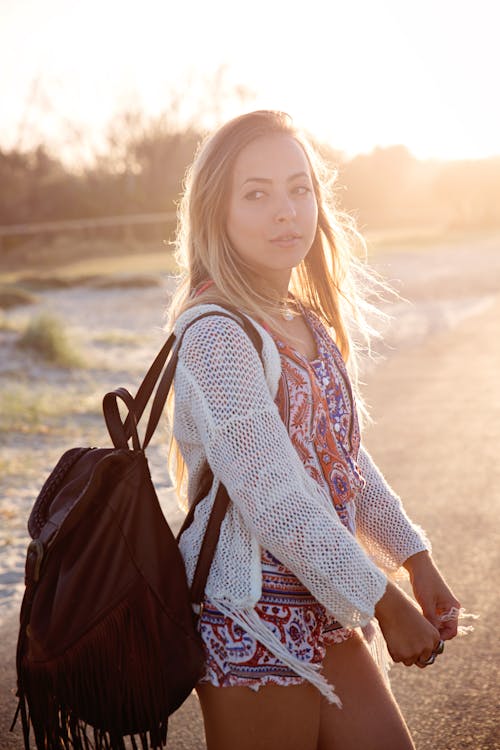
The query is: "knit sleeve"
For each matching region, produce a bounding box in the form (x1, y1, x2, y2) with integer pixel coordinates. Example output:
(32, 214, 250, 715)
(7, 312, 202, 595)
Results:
(176, 315, 387, 628)
(355, 445, 431, 573)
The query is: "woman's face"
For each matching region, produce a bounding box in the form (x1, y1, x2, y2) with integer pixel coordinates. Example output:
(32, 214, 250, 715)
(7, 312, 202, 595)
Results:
(226, 133, 318, 292)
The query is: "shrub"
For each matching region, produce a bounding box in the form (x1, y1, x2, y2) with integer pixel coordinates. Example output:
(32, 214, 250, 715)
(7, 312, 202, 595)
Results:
(0, 284, 38, 309)
(18, 313, 84, 368)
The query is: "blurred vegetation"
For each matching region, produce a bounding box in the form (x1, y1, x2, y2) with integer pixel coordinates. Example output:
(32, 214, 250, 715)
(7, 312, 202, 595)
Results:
(0, 382, 101, 435)
(339, 146, 500, 230)
(1, 97, 499, 257)
(0, 284, 38, 309)
(18, 313, 84, 368)
(0, 117, 194, 227)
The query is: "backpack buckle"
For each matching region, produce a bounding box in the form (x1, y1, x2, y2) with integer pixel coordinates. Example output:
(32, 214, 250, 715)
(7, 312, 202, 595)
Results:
(192, 601, 204, 619)
(25, 540, 44, 584)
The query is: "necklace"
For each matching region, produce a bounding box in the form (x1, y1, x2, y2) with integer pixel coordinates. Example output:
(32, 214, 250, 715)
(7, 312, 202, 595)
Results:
(280, 302, 295, 321)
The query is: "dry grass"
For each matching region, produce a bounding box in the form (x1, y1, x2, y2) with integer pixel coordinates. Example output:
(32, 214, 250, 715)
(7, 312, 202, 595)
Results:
(17, 313, 85, 368)
(10, 272, 164, 291)
(364, 225, 500, 256)
(0, 383, 101, 434)
(0, 284, 39, 309)
(92, 330, 145, 346)
(86, 274, 162, 289)
(0, 312, 24, 332)
(0, 239, 178, 286)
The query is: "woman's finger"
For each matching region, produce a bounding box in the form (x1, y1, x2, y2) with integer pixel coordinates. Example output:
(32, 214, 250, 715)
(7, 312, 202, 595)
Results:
(439, 618, 458, 640)
(415, 639, 444, 668)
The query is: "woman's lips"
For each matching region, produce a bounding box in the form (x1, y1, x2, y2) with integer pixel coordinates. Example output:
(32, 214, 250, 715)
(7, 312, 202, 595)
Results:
(270, 233, 301, 247)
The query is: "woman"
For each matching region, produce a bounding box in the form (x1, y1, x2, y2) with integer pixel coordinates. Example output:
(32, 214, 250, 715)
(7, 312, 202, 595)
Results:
(167, 110, 460, 750)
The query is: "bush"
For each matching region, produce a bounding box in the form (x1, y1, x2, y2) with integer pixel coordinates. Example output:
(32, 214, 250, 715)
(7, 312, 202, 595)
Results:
(0, 284, 38, 309)
(18, 313, 84, 368)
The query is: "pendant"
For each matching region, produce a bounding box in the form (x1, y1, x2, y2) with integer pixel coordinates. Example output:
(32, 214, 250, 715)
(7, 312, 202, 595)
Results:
(281, 307, 294, 321)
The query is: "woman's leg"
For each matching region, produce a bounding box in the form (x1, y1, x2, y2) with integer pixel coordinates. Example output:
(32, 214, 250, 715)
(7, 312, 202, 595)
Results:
(196, 680, 321, 750)
(318, 631, 415, 750)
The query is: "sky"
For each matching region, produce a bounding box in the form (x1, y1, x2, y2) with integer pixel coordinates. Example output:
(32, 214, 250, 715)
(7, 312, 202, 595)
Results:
(1, 0, 499, 165)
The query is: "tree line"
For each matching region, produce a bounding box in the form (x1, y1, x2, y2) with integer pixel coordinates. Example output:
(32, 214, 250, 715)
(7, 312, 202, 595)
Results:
(1, 110, 499, 239)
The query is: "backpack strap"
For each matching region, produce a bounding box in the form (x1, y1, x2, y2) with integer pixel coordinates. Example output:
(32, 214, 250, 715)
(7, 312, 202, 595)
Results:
(104, 306, 265, 608)
(103, 308, 262, 450)
(177, 308, 264, 616)
(145, 308, 264, 607)
(142, 308, 262, 449)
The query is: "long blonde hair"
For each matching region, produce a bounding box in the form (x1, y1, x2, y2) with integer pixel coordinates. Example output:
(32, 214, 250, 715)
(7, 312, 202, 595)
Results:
(166, 110, 391, 502)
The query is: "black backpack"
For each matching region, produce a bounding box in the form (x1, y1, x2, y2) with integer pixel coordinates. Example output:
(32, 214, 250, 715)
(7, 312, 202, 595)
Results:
(12, 309, 262, 750)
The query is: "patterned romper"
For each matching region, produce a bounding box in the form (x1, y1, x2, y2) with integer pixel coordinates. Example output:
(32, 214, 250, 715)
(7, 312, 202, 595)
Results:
(198, 307, 366, 690)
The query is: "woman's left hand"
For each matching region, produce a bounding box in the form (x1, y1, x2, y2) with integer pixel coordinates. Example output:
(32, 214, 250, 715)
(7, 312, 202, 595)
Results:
(403, 551, 461, 641)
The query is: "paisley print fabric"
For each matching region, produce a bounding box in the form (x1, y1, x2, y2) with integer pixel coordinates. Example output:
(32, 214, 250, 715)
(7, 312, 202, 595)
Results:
(199, 549, 352, 690)
(274, 306, 364, 535)
(198, 307, 363, 689)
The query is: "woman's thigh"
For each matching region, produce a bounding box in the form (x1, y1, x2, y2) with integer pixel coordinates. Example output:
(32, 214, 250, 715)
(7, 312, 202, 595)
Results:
(318, 632, 415, 750)
(196, 680, 321, 750)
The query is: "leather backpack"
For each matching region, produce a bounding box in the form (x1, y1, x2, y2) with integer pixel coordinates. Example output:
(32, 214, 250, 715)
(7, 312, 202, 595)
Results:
(12, 309, 262, 750)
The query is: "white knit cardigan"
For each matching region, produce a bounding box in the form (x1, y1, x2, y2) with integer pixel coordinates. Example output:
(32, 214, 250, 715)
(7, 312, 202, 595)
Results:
(172, 304, 430, 702)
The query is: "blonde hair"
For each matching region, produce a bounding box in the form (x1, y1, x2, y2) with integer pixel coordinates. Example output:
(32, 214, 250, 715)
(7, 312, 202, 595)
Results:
(166, 110, 391, 501)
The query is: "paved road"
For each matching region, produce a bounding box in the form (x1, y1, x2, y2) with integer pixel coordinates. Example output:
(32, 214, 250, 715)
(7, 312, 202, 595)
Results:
(2, 239, 499, 749)
(360, 294, 500, 750)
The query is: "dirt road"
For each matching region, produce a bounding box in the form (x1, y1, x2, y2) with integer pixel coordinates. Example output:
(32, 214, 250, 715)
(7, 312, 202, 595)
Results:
(1, 236, 499, 749)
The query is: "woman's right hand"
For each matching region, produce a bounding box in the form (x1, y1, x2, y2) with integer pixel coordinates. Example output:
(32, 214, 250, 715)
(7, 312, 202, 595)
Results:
(374, 581, 441, 667)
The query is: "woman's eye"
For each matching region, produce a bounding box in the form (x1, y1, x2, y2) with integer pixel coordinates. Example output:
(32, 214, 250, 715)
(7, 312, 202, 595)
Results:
(244, 190, 265, 201)
(293, 185, 311, 196)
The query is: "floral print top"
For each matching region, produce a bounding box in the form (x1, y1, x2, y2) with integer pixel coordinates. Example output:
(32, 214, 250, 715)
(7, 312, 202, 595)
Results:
(272, 307, 365, 535)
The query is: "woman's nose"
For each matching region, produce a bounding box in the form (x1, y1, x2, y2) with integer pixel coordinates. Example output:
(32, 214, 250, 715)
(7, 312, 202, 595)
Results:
(275, 195, 297, 222)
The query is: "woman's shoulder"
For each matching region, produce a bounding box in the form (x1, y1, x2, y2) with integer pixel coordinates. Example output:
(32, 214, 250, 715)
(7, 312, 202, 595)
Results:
(173, 303, 282, 395)
(173, 303, 267, 346)
(173, 303, 245, 334)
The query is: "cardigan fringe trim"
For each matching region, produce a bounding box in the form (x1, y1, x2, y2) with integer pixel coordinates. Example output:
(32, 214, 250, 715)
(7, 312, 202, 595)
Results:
(210, 600, 343, 707)
(361, 619, 393, 686)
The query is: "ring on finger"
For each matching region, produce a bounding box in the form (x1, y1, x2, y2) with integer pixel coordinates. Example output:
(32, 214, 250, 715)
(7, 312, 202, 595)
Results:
(434, 640, 445, 656)
(417, 639, 445, 667)
(417, 652, 436, 667)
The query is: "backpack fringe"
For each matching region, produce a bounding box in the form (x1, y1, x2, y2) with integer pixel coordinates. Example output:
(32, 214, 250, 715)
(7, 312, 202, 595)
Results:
(16, 585, 202, 749)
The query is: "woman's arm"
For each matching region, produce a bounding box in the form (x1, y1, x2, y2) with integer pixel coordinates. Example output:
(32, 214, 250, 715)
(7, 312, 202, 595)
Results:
(355, 446, 431, 571)
(373, 553, 461, 669)
(356, 448, 460, 644)
(403, 551, 461, 640)
(374, 580, 442, 666)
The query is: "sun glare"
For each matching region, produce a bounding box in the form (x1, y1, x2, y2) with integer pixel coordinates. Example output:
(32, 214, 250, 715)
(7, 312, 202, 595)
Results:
(0, 0, 498, 162)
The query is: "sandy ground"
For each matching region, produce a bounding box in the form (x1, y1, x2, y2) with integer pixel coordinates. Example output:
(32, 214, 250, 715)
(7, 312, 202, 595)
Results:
(1, 232, 499, 748)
